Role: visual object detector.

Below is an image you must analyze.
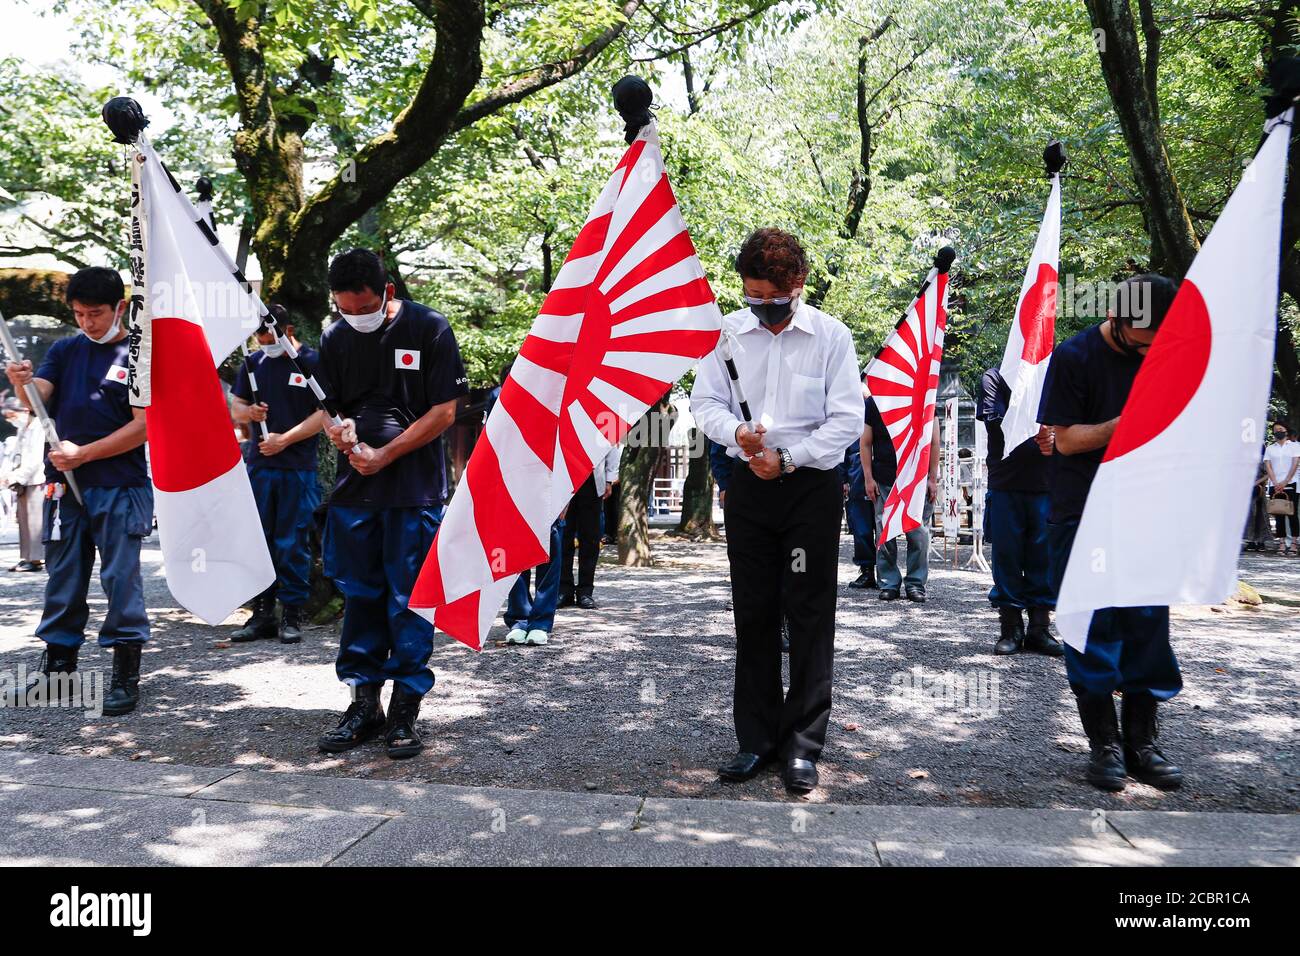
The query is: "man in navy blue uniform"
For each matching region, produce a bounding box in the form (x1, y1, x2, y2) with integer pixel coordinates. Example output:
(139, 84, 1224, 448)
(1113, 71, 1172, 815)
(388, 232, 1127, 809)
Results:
(1038, 273, 1183, 793)
(839, 431, 876, 590)
(4, 267, 151, 715)
(977, 367, 1060, 657)
(229, 305, 323, 644)
(314, 249, 468, 760)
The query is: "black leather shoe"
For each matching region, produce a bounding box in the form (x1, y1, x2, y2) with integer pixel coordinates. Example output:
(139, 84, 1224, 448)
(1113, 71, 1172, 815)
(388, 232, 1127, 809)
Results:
(576, 594, 597, 610)
(557, 593, 576, 609)
(994, 607, 1025, 655)
(848, 570, 876, 590)
(879, 588, 900, 601)
(279, 604, 303, 644)
(1074, 687, 1127, 792)
(318, 684, 386, 753)
(385, 685, 425, 760)
(782, 757, 819, 793)
(1121, 692, 1183, 790)
(905, 587, 926, 603)
(1023, 607, 1063, 656)
(231, 590, 277, 642)
(102, 642, 142, 716)
(718, 751, 773, 782)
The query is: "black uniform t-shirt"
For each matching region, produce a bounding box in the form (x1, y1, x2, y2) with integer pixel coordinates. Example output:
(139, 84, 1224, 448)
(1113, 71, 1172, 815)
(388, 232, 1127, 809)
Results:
(316, 300, 469, 508)
(977, 367, 1048, 494)
(232, 346, 321, 472)
(1036, 324, 1143, 523)
(864, 397, 898, 488)
(35, 334, 147, 487)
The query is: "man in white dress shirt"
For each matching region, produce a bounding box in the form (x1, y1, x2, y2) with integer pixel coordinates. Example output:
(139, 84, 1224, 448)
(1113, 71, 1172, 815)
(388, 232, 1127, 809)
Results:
(690, 228, 865, 793)
(559, 443, 622, 609)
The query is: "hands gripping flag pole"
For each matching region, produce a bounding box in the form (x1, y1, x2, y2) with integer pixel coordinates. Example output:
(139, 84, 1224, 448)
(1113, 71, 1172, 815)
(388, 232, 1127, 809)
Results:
(865, 246, 955, 547)
(102, 95, 277, 625)
(0, 310, 84, 505)
(409, 76, 723, 650)
(1054, 100, 1296, 651)
(998, 141, 1065, 459)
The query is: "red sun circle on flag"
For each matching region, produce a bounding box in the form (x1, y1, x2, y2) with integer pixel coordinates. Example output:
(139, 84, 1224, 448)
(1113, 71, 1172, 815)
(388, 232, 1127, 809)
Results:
(1018, 262, 1058, 364)
(401, 353, 413, 365)
(1103, 278, 1211, 463)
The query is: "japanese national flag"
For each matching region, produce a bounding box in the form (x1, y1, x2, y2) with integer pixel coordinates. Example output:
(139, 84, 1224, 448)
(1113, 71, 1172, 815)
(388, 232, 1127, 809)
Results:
(288, 372, 307, 387)
(131, 135, 274, 625)
(1054, 109, 1293, 650)
(395, 348, 420, 370)
(997, 173, 1060, 459)
(107, 364, 130, 383)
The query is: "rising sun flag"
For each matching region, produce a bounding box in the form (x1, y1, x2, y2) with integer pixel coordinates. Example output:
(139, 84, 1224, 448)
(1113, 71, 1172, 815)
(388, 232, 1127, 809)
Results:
(410, 111, 723, 650)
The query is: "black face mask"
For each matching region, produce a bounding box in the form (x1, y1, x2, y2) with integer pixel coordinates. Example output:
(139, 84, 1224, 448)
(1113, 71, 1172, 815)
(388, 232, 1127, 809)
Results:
(1276, 432, 1289, 443)
(1110, 318, 1147, 359)
(752, 300, 795, 326)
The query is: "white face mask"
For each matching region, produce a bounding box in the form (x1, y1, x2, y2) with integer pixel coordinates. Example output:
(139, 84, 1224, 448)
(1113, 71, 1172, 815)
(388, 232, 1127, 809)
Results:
(337, 294, 388, 333)
(260, 341, 286, 358)
(83, 316, 121, 345)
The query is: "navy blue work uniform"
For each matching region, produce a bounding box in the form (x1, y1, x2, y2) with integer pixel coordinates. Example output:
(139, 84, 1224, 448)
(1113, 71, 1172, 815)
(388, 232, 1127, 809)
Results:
(316, 301, 468, 695)
(232, 346, 322, 609)
(838, 432, 876, 574)
(1037, 326, 1181, 700)
(978, 368, 1052, 611)
(34, 334, 152, 649)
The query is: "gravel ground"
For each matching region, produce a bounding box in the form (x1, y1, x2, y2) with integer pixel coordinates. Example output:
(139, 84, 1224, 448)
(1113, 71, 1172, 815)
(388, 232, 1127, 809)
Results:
(1, 527, 1297, 811)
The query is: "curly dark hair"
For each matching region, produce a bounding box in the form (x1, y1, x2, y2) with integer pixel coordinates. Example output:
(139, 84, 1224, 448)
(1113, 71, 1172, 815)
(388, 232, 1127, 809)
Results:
(735, 228, 810, 291)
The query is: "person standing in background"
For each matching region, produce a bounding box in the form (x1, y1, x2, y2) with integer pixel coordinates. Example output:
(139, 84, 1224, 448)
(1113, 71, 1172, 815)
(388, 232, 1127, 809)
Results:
(559, 443, 621, 610)
(840, 417, 876, 590)
(1263, 422, 1299, 555)
(3, 399, 46, 572)
(977, 367, 1060, 656)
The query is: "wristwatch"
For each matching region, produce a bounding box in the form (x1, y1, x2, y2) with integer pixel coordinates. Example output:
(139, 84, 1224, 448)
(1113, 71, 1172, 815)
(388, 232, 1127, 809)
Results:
(777, 447, 795, 474)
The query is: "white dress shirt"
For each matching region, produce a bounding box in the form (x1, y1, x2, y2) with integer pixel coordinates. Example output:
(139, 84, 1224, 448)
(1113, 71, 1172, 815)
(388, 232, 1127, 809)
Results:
(1264, 439, 1300, 488)
(690, 301, 865, 471)
(593, 444, 622, 496)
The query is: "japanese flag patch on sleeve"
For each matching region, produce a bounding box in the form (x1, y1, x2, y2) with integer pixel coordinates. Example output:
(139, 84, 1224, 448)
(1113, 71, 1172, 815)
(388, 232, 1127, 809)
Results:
(106, 364, 130, 383)
(394, 348, 421, 370)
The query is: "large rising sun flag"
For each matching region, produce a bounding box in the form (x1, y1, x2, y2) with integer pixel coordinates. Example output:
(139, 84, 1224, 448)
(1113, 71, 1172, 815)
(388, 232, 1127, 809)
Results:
(1054, 107, 1294, 651)
(409, 119, 723, 650)
(865, 247, 955, 546)
(998, 143, 1064, 458)
(118, 118, 275, 624)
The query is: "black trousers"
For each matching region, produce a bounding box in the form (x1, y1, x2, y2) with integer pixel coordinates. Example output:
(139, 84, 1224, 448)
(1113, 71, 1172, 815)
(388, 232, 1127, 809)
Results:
(561, 476, 602, 598)
(724, 464, 842, 761)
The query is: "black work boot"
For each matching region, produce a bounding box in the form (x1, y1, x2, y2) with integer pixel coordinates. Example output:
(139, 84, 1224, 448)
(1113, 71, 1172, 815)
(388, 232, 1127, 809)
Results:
(10, 644, 79, 706)
(994, 607, 1025, 655)
(231, 591, 277, 642)
(1121, 692, 1184, 790)
(102, 642, 142, 716)
(1023, 606, 1063, 656)
(279, 604, 303, 644)
(1073, 687, 1127, 792)
(385, 685, 425, 760)
(318, 684, 386, 753)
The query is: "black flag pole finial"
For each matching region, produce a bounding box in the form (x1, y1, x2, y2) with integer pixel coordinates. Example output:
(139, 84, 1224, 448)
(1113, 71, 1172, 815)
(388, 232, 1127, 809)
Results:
(1044, 139, 1067, 177)
(195, 176, 214, 202)
(935, 246, 956, 274)
(612, 75, 653, 144)
(102, 96, 149, 144)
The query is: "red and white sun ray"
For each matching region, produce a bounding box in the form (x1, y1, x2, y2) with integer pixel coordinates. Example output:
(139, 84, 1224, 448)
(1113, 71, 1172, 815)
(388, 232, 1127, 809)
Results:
(865, 251, 954, 546)
(409, 122, 723, 650)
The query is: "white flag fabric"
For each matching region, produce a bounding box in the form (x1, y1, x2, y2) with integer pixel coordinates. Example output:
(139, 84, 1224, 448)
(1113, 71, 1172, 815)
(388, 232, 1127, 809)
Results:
(1055, 109, 1293, 650)
(132, 136, 274, 624)
(998, 173, 1060, 459)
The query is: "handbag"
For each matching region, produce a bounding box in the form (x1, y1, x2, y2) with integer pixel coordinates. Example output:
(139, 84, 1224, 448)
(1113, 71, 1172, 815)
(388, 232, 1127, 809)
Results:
(1267, 492, 1296, 516)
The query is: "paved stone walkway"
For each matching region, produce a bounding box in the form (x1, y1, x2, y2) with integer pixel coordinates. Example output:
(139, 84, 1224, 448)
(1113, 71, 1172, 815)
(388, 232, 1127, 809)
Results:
(1, 751, 1296, 866)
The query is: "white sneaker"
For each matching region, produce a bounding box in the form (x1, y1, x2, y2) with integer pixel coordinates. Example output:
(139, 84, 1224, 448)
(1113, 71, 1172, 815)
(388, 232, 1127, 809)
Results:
(525, 629, 549, 646)
(506, 627, 529, 644)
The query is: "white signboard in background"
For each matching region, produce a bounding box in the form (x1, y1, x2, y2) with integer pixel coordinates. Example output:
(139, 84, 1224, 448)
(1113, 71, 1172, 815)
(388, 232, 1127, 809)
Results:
(942, 396, 960, 541)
